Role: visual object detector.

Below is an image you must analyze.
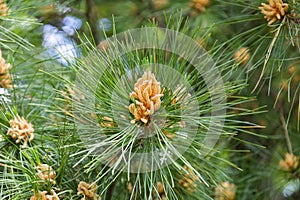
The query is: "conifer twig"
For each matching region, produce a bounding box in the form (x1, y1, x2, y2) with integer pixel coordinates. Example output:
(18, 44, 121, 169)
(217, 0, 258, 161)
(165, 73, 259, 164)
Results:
(280, 110, 293, 154)
(252, 17, 286, 93)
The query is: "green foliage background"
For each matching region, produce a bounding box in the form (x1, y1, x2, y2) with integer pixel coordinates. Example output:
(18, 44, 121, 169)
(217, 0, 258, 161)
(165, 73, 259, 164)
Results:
(0, 0, 300, 199)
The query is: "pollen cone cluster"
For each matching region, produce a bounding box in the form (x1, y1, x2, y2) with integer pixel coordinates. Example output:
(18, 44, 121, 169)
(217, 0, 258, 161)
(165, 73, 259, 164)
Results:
(129, 71, 163, 124)
(259, 0, 289, 25)
(279, 153, 299, 171)
(30, 190, 59, 200)
(6, 115, 34, 148)
(0, 0, 10, 16)
(77, 181, 100, 199)
(36, 164, 56, 184)
(0, 49, 12, 88)
(233, 47, 250, 66)
(190, 0, 210, 12)
(215, 181, 237, 200)
(179, 166, 199, 193)
(152, 181, 166, 200)
(152, 0, 169, 10)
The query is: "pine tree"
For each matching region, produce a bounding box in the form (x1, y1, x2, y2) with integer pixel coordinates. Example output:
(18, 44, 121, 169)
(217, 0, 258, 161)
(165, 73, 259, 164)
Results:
(0, 0, 299, 200)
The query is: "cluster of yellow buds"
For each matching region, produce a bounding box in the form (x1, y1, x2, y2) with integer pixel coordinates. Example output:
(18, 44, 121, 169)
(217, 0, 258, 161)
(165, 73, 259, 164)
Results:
(214, 181, 237, 200)
(0, 49, 13, 88)
(30, 190, 59, 200)
(30, 164, 58, 199)
(190, 0, 210, 12)
(279, 153, 299, 171)
(129, 71, 163, 124)
(35, 164, 56, 184)
(77, 181, 101, 199)
(233, 47, 251, 66)
(0, 0, 10, 16)
(6, 115, 34, 148)
(288, 66, 300, 84)
(100, 116, 115, 128)
(152, 0, 169, 10)
(152, 181, 166, 200)
(259, 0, 289, 25)
(178, 165, 199, 193)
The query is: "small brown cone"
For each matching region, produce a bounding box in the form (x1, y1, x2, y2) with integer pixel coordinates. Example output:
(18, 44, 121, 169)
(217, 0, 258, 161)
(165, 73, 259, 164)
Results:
(152, 181, 166, 199)
(77, 181, 100, 199)
(152, 0, 169, 10)
(35, 164, 56, 184)
(190, 0, 210, 12)
(30, 190, 59, 200)
(279, 153, 299, 171)
(215, 181, 237, 200)
(0, 0, 10, 16)
(6, 115, 34, 148)
(233, 47, 250, 66)
(178, 165, 199, 193)
(0, 49, 13, 88)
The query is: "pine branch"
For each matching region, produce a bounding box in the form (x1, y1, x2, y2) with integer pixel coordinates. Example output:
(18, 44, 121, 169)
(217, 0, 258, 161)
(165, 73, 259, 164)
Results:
(280, 110, 293, 154)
